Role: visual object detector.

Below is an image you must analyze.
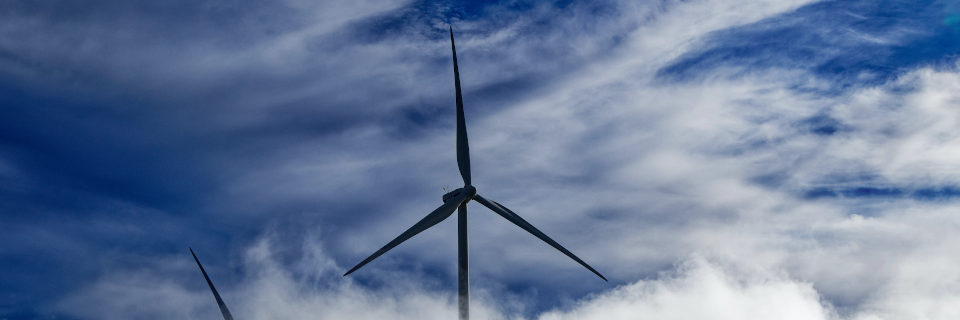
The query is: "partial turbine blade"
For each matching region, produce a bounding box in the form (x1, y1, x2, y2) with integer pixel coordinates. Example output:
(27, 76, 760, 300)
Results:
(189, 248, 236, 320)
(344, 192, 470, 276)
(473, 195, 607, 281)
(450, 26, 471, 186)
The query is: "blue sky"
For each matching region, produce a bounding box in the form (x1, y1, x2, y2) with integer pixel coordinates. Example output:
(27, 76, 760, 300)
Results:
(3, 0, 960, 319)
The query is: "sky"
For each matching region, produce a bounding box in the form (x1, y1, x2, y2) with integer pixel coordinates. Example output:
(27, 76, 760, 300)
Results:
(3, 0, 960, 319)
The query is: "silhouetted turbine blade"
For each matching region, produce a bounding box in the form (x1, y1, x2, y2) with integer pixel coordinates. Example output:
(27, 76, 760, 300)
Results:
(450, 26, 471, 186)
(344, 192, 470, 276)
(473, 195, 607, 281)
(190, 248, 236, 320)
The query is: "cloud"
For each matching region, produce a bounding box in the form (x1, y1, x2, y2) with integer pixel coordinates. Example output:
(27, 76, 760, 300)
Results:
(5, 0, 960, 319)
(60, 235, 836, 320)
(658, 0, 960, 88)
(57, 235, 492, 320)
(541, 256, 833, 320)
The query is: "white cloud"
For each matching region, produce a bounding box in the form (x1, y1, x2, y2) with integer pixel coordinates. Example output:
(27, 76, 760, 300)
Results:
(540, 256, 834, 320)
(58, 236, 497, 320)
(25, 0, 960, 319)
(59, 239, 843, 320)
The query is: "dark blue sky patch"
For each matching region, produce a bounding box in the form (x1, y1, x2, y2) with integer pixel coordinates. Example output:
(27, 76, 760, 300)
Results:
(912, 186, 960, 200)
(842, 187, 904, 198)
(657, 0, 960, 89)
(0, 310, 82, 320)
(401, 101, 449, 129)
(801, 185, 960, 201)
(800, 114, 847, 135)
(0, 87, 217, 211)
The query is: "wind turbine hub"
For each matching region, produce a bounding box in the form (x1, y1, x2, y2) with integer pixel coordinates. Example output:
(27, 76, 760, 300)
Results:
(464, 185, 477, 199)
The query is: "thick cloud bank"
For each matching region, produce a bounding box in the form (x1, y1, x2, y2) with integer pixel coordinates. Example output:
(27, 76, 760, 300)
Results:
(58, 237, 474, 320)
(540, 257, 832, 320)
(60, 237, 835, 320)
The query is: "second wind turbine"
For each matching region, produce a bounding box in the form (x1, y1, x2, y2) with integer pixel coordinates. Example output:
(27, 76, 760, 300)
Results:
(343, 27, 606, 320)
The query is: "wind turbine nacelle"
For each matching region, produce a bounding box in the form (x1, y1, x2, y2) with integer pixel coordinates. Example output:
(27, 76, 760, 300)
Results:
(443, 188, 465, 203)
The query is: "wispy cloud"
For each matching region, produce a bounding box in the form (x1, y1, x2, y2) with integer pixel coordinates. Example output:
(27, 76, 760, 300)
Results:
(4, 0, 960, 319)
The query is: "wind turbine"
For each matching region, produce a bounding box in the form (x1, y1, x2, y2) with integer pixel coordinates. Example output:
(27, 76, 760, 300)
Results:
(343, 27, 606, 320)
(190, 248, 236, 320)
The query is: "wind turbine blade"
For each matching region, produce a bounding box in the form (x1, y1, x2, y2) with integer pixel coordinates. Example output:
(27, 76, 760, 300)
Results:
(189, 248, 236, 320)
(450, 26, 471, 186)
(473, 195, 607, 281)
(344, 192, 470, 276)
